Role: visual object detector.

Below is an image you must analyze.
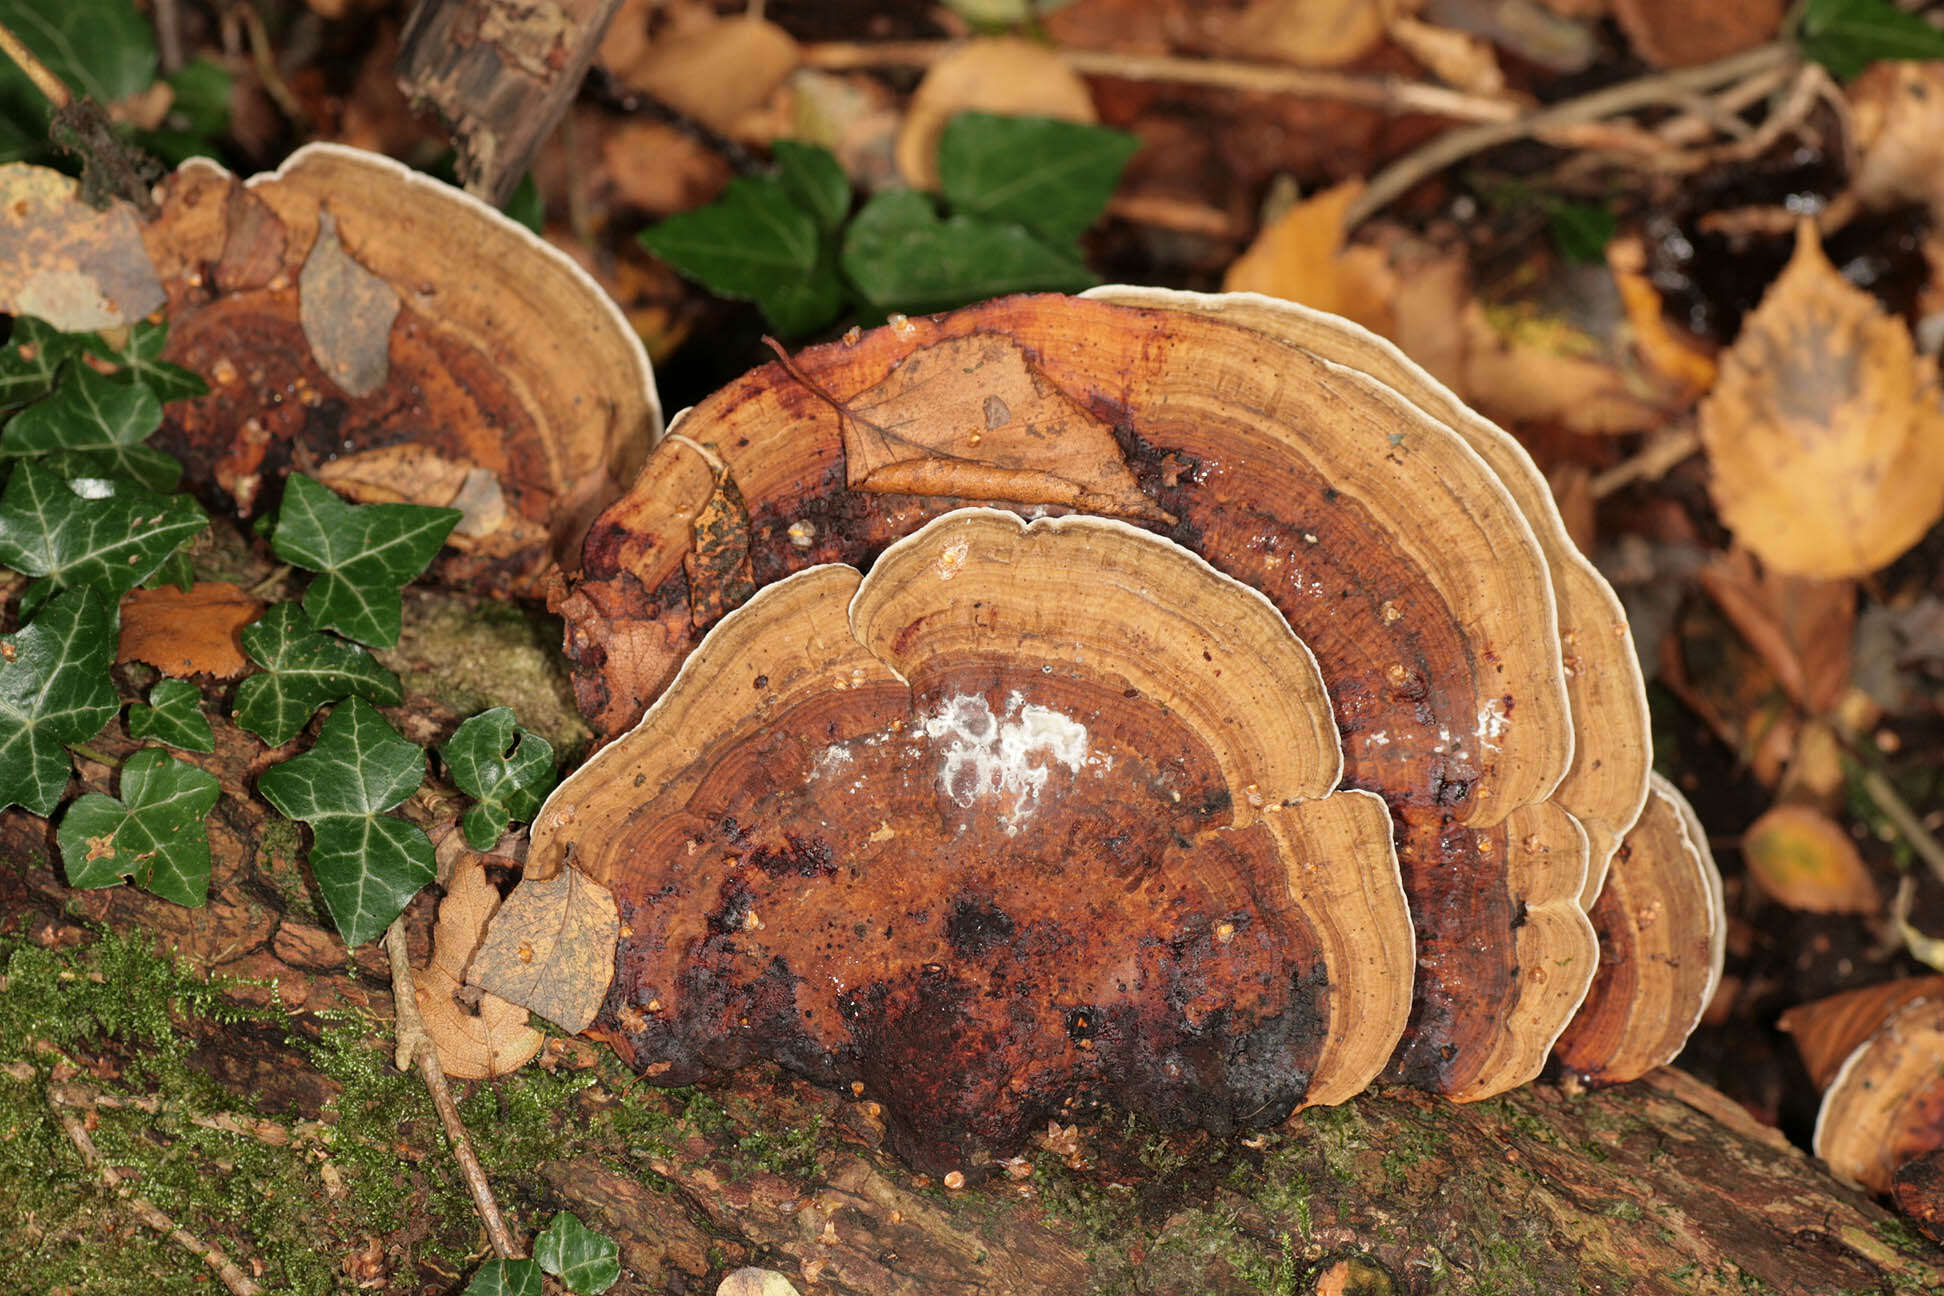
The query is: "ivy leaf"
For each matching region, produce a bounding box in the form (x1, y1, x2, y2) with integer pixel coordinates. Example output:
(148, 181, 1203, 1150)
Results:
(58, 748, 218, 907)
(144, 543, 195, 592)
(257, 697, 434, 947)
(773, 140, 851, 233)
(463, 1259, 544, 1296)
(1798, 0, 1944, 81)
(841, 189, 1097, 313)
(535, 1211, 620, 1294)
(232, 602, 403, 747)
(0, 317, 86, 410)
(127, 678, 214, 753)
(639, 175, 844, 334)
(441, 707, 556, 851)
(272, 475, 460, 649)
(2, 361, 181, 492)
(0, 0, 157, 134)
(0, 460, 206, 607)
(82, 320, 209, 405)
(937, 113, 1138, 247)
(0, 587, 118, 815)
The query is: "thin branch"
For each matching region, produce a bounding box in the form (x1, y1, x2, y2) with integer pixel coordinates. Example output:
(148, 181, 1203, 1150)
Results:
(0, 18, 72, 109)
(52, 1093, 264, 1296)
(800, 40, 1523, 126)
(1590, 428, 1701, 500)
(1346, 42, 1799, 228)
(1862, 769, 1944, 890)
(383, 915, 521, 1260)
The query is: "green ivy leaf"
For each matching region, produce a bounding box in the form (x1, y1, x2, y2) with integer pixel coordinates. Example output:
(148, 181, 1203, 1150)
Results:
(2, 361, 181, 492)
(257, 697, 434, 947)
(0, 587, 118, 815)
(0, 460, 207, 604)
(231, 602, 403, 748)
(1798, 0, 1944, 80)
(535, 1211, 620, 1294)
(937, 112, 1138, 247)
(441, 707, 556, 851)
(143, 543, 195, 592)
(773, 140, 851, 233)
(272, 475, 460, 649)
(1549, 200, 1617, 266)
(841, 189, 1097, 313)
(0, 0, 157, 136)
(127, 678, 214, 753)
(0, 318, 86, 410)
(82, 320, 210, 405)
(58, 747, 218, 906)
(463, 1259, 544, 1296)
(640, 175, 844, 334)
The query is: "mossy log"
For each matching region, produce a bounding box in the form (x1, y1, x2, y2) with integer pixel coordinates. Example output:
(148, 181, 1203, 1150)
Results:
(1, 590, 1939, 1296)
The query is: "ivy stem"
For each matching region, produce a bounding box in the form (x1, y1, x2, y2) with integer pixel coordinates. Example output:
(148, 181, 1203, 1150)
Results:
(381, 915, 521, 1260)
(0, 19, 73, 110)
(68, 742, 122, 770)
(246, 565, 293, 599)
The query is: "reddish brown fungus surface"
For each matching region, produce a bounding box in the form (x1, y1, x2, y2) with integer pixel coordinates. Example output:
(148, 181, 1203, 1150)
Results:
(514, 512, 1413, 1173)
(557, 294, 1591, 1100)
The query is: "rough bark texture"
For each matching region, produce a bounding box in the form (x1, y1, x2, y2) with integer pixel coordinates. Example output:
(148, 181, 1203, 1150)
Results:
(1, 590, 1939, 1296)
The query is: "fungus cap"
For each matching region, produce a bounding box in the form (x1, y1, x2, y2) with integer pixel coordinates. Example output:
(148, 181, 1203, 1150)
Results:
(487, 509, 1415, 1172)
(557, 292, 1596, 1101)
(1813, 992, 1944, 1193)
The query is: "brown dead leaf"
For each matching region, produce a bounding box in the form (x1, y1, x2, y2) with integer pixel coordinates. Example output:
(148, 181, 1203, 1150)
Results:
(1223, 181, 1395, 338)
(1461, 300, 1671, 435)
(1851, 61, 1944, 225)
(1611, 0, 1782, 67)
(470, 866, 619, 1033)
(607, 8, 800, 137)
(418, 854, 544, 1079)
(1386, 14, 1505, 94)
(117, 583, 266, 680)
(791, 332, 1168, 522)
(1697, 548, 1854, 716)
(1743, 805, 1879, 916)
(0, 165, 165, 330)
(1781, 976, 1944, 1089)
(1198, 0, 1390, 67)
(1608, 235, 1717, 402)
(598, 121, 732, 214)
(299, 209, 400, 399)
(1700, 222, 1944, 578)
(896, 38, 1097, 189)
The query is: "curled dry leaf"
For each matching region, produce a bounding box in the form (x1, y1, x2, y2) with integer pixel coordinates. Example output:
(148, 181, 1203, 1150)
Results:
(1780, 975, 1944, 1091)
(603, 8, 800, 137)
(1610, 0, 1782, 68)
(1699, 222, 1944, 579)
(1220, 181, 1394, 339)
(1849, 61, 1944, 225)
(895, 38, 1097, 190)
(1742, 804, 1879, 916)
(1553, 776, 1725, 1085)
(116, 582, 266, 680)
(139, 143, 662, 593)
(1196, 0, 1389, 68)
(0, 165, 165, 331)
(416, 853, 543, 1080)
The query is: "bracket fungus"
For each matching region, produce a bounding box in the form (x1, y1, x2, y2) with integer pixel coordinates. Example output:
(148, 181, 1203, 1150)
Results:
(1784, 977, 1944, 1193)
(484, 290, 1723, 1171)
(138, 143, 662, 591)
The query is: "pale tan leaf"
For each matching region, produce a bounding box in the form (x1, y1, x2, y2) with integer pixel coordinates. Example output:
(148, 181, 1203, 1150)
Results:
(299, 209, 400, 400)
(417, 854, 544, 1079)
(471, 865, 618, 1032)
(1743, 805, 1879, 916)
(0, 165, 164, 330)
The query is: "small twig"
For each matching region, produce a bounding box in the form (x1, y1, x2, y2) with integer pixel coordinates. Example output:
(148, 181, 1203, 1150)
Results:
(154, 0, 185, 75)
(233, 3, 307, 130)
(0, 18, 72, 108)
(382, 916, 521, 1260)
(1347, 42, 1799, 227)
(67, 742, 123, 770)
(800, 40, 1524, 126)
(1590, 428, 1702, 500)
(1862, 769, 1944, 890)
(52, 1093, 264, 1296)
(1891, 876, 1944, 972)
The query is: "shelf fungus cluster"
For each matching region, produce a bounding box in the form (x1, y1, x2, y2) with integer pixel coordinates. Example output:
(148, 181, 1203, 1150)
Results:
(137, 144, 662, 592)
(476, 290, 1726, 1174)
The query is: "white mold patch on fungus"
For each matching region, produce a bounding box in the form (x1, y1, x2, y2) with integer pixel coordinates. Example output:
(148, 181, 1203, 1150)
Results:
(918, 692, 1090, 831)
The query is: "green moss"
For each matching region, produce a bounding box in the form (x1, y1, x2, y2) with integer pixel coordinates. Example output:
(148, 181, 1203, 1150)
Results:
(378, 595, 590, 760)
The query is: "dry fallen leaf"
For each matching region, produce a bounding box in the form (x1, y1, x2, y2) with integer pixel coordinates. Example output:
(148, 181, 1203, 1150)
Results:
(117, 583, 266, 680)
(298, 210, 400, 399)
(1198, 0, 1390, 67)
(0, 165, 165, 330)
(470, 865, 619, 1033)
(1781, 976, 1944, 1089)
(1700, 222, 1944, 578)
(1697, 548, 1854, 717)
(606, 6, 800, 137)
(1222, 180, 1395, 338)
(1461, 300, 1671, 435)
(1610, 0, 1783, 67)
(895, 38, 1097, 189)
(1609, 235, 1717, 402)
(417, 853, 544, 1079)
(1742, 804, 1879, 916)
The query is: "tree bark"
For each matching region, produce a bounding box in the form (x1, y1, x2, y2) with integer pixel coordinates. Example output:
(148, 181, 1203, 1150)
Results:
(2, 590, 1939, 1296)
